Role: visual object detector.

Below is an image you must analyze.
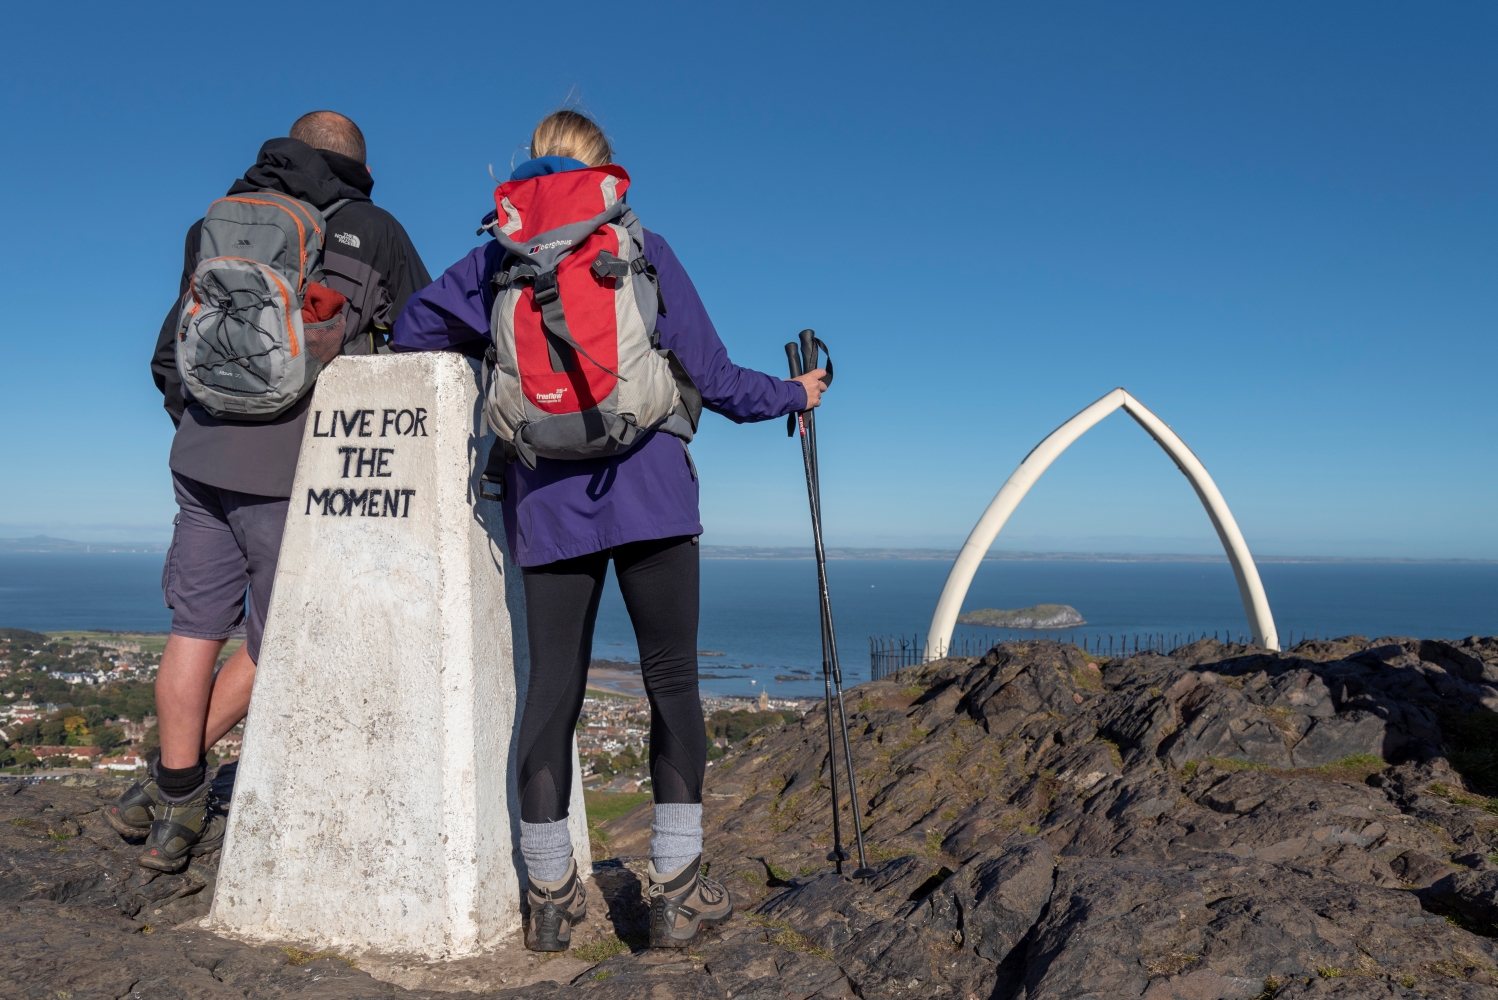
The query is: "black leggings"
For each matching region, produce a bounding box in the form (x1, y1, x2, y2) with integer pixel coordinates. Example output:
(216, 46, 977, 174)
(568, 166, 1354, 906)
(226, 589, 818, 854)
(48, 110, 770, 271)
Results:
(516, 535, 705, 823)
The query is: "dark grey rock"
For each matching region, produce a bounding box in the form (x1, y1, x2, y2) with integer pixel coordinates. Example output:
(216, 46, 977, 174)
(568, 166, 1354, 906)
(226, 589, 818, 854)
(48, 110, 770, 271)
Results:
(1291, 711, 1389, 767)
(1421, 870, 1498, 937)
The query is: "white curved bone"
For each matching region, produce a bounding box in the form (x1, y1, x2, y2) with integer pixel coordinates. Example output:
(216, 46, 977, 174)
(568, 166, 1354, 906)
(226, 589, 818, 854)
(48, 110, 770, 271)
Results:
(924, 388, 1278, 658)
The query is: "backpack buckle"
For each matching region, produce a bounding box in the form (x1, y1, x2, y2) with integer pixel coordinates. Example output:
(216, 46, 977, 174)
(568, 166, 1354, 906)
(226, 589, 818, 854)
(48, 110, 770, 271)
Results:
(532, 270, 559, 306)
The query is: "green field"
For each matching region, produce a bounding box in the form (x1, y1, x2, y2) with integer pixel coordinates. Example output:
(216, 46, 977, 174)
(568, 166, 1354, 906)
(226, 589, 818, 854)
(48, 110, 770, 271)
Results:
(40, 631, 242, 664)
(584, 686, 639, 701)
(40, 631, 168, 655)
(584, 790, 651, 826)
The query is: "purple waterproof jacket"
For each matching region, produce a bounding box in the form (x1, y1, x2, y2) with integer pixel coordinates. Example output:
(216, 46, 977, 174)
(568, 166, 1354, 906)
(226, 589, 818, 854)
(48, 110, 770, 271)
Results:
(391, 231, 806, 567)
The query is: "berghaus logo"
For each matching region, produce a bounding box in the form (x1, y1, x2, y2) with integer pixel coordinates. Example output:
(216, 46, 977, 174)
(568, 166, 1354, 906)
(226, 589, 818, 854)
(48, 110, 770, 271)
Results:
(534, 388, 568, 404)
(529, 239, 573, 254)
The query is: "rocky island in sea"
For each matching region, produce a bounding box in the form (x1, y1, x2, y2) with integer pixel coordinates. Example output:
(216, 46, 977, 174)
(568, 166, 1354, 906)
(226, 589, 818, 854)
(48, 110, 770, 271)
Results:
(4, 635, 1498, 997)
(957, 602, 1086, 628)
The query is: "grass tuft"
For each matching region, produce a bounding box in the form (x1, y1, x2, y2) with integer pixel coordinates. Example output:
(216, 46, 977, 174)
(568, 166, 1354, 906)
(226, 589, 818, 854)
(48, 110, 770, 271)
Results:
(747, 914, 832, 959)
(1206, 757, 1267, 772)
(281, 947, 353, 967)
(573, 936, 629, 963)
(1252, 976, 1281, 999)
(1317, 753, 1385, 773)
(924, 827, 943, 857)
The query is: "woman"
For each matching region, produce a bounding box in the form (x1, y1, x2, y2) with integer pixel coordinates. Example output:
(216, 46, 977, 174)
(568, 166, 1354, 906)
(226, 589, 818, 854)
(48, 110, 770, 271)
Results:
(391, 110, 827, 951)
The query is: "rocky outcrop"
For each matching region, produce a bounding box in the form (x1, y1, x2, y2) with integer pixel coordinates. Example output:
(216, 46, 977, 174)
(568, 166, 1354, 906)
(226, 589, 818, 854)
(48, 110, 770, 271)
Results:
(957, 603, 1085, 628)
(619, 634, 1498, 997)
(3, 635, 1498, 998)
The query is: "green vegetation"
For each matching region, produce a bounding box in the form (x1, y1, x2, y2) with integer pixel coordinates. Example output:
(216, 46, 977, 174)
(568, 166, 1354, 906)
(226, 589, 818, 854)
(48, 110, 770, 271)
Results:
(584, 790, 651, 827)
(956, 604, 1083, 628)
(580, 790, 650, 862)
(704, 708, 798, 745)
(1322, 753, 1385, 770)
(4, 704, 135, 770)
(0, 747, 39, 768)
(45, 631, 171, 657)
(281, 947, 353, 967)
(745, 914, 831, 959)
(1096, 737, 1124, 768)
(587, 746, 641, 780)
(1206, 757, 1268, 772)
(573, 935, 630, 962)
(923, 827, 944, 857)
(584, 686, 635, 701)
(6, 680, 156, 722)
(1427, 782, 1498, 818)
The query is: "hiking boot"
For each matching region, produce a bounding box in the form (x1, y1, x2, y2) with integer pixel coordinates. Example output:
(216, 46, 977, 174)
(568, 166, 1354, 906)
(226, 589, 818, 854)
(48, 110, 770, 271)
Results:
(525, 857, 588, 952)
(648, 855, 731, 948)
(104, 751, 162, 837)
(138, 781, 224, 873)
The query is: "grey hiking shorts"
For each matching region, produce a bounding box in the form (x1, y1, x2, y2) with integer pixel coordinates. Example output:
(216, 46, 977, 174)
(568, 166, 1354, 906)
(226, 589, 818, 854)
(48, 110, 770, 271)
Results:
(162, 472, 289, 663)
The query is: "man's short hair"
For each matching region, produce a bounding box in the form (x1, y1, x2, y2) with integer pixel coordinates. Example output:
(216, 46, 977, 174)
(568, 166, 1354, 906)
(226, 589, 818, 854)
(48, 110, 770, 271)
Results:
(289, 111, 367, 164)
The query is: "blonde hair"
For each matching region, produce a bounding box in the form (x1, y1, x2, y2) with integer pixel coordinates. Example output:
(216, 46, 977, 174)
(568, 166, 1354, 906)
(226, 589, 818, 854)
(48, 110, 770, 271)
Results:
(530, 110, 612, 166)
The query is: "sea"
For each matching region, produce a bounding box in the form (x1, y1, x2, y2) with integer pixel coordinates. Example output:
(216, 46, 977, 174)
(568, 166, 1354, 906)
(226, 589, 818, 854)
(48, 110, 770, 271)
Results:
(3, 552, 1496, 699)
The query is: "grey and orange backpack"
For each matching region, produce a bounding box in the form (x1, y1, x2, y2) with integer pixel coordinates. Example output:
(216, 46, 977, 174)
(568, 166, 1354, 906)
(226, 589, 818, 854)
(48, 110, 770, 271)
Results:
(175, 191, 350, 420)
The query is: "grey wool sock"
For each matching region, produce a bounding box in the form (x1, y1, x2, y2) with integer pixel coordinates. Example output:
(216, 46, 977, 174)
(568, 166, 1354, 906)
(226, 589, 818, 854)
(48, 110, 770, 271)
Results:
(520, 819, 573, 884)
(650, 802, 703, 876)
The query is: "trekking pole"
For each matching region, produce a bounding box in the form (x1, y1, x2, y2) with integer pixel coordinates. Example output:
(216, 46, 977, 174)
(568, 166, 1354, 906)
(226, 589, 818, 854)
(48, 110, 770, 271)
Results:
(785, 341, 846, 874)
(787, 332, 876, 880)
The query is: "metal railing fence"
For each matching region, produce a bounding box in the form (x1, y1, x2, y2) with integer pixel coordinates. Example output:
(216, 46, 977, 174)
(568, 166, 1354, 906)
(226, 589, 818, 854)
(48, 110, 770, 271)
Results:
(869, 629, 1327, 680)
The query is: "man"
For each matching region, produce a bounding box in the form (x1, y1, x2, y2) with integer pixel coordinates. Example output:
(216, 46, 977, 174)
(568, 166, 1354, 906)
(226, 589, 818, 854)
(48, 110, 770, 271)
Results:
(105, 112, 430, 871)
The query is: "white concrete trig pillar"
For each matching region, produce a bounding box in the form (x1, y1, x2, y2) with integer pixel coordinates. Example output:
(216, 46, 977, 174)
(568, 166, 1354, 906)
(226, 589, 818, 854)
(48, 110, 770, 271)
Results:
(208, 352, 589, 960)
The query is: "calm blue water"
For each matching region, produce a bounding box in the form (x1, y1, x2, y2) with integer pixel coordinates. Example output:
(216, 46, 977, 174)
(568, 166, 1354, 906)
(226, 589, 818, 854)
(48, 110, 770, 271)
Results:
(4, 553, 1496, 697)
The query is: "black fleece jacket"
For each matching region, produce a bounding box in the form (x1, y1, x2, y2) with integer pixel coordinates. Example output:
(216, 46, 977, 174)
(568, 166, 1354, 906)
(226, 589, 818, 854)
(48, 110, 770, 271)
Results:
(150, 138, 431, 425)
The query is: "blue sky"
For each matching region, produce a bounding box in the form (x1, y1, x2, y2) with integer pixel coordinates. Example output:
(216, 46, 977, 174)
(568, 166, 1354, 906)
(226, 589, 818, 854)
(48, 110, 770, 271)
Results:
(1, 2, 1493, 557)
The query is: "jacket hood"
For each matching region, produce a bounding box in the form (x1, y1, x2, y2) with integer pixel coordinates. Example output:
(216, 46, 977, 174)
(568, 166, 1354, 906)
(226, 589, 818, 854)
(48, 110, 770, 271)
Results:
(228, 137, 373, 209)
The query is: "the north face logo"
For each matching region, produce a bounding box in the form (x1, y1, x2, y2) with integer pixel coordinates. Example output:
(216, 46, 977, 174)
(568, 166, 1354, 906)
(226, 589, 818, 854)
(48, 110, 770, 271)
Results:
(235, 239, 252, 247)
(534, 388, 567, 404)
(334, 232, 361, 248)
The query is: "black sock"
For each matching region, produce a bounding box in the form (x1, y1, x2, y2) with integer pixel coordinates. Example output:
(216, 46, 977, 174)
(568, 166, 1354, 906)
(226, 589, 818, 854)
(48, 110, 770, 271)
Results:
(157, 759, 206, 800)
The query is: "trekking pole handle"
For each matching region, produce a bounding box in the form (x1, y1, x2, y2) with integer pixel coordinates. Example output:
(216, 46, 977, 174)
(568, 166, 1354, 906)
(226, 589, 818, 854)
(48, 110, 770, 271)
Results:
(785, 342, 805, 436)
(798, 329, 833, 389)
(785, 342, 804, 379)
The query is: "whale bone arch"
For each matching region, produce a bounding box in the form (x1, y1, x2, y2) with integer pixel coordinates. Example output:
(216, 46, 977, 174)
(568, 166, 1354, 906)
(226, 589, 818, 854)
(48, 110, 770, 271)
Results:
(925, 388, 1279, 659)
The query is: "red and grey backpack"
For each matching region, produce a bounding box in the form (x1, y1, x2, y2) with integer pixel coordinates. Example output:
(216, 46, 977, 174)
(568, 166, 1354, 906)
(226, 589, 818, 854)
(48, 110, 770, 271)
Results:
(479, 165, 700, 469)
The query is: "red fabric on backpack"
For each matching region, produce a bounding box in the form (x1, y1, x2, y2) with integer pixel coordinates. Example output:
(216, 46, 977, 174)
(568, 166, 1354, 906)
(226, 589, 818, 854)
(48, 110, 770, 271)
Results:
(301, 281, 347, 323)
(493, 167, 631, 415)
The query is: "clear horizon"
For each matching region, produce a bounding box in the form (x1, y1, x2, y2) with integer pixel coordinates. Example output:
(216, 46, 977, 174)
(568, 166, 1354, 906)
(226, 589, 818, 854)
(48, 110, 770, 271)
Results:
(3, 532, 1496, 564)
(3, 3, 1493, 558)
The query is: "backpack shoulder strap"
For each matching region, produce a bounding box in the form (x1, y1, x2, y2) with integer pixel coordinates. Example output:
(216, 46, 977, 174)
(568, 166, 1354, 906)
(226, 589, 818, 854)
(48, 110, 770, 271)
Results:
(322, 199, 353, 222)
